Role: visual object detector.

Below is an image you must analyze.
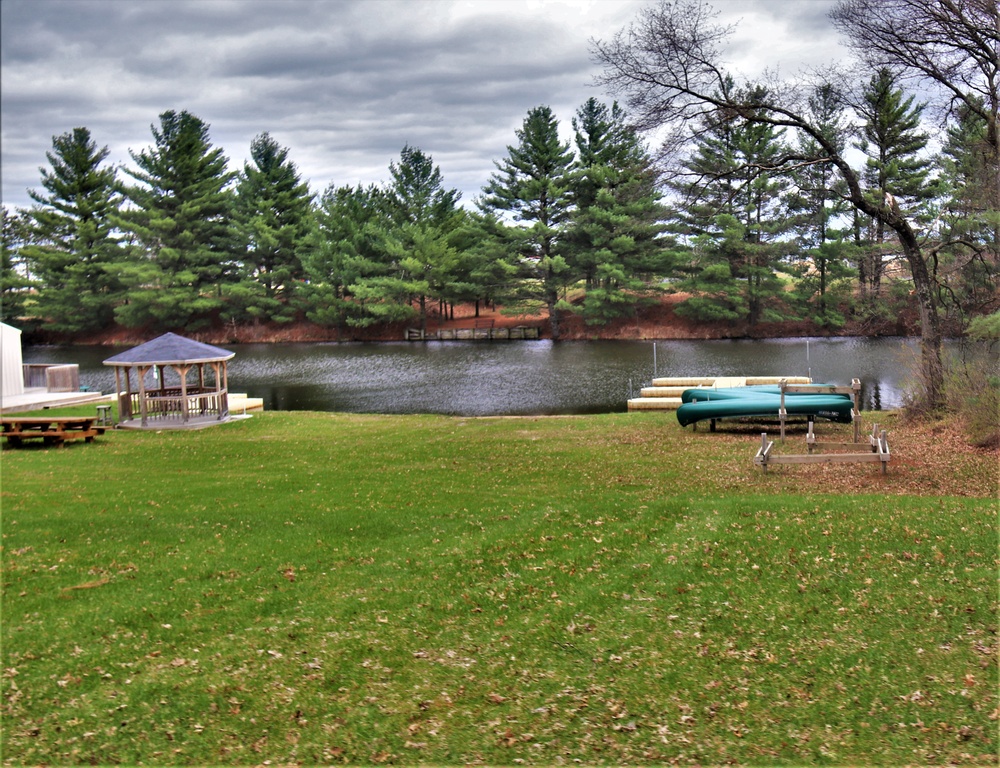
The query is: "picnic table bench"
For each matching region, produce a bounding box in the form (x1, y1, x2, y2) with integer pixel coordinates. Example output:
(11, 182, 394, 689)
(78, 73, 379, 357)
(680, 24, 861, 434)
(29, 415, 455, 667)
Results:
(1, 416, 106, 448)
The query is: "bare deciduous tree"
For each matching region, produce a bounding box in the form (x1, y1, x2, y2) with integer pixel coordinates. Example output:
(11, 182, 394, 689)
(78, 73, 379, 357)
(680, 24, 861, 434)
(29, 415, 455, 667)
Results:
(593, 0, 998, 410)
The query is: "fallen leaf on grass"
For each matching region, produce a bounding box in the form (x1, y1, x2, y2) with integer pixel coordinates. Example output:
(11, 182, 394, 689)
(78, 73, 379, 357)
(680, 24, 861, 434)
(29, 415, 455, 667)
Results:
(61, 577, 109, 592)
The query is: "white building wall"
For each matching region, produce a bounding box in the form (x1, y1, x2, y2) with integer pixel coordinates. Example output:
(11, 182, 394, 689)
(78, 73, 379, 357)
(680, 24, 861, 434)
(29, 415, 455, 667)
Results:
(1, 323, 25, 398)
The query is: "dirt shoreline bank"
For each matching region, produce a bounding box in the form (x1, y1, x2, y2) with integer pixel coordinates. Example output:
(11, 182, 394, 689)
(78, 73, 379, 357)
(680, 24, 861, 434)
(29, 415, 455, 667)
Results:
(31, 294, 922, 346)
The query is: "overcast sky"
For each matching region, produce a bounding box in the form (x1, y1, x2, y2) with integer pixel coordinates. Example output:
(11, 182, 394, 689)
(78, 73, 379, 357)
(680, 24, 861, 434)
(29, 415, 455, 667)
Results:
(1, 0, 845, 212)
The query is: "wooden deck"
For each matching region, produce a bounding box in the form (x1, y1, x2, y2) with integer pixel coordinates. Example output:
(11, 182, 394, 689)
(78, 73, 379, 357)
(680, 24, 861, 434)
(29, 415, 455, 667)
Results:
(0, 388, 112, 414)
(1, 416, 106, 447)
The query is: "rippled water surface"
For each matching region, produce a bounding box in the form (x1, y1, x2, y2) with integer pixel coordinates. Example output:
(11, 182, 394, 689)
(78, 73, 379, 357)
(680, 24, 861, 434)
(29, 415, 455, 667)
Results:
(22, 337, 979, 415)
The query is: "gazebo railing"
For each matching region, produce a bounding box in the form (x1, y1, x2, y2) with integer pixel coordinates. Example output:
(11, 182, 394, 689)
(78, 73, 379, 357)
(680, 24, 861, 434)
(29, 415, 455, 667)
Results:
(124, 387, 229, 424)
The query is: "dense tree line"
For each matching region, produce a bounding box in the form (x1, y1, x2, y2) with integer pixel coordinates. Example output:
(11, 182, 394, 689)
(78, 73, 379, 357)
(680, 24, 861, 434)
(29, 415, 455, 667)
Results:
(2, 0, 997, 398)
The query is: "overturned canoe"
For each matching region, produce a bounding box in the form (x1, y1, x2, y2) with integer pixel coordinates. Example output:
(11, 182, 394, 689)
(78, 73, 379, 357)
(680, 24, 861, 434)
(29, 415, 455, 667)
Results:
(676, 387, 854, 427)
(679, 383, 851, 403)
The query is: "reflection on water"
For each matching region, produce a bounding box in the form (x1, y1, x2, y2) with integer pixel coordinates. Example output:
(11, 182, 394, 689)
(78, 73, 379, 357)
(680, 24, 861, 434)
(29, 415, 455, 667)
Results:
(21, 337, 982, 416)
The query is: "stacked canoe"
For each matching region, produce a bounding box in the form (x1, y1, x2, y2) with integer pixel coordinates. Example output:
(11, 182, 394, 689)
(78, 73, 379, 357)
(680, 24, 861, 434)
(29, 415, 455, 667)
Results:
(627, 376, 811, 412)
(675, 383, 855, 427)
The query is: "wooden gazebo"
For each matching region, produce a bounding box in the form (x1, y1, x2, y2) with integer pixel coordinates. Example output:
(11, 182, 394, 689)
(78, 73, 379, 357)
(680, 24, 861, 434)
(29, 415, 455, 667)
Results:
(103, 333, 235, 429)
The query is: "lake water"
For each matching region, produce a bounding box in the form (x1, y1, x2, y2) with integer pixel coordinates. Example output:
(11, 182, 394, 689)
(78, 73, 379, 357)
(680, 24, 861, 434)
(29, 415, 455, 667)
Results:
(21, 337, 980, 416)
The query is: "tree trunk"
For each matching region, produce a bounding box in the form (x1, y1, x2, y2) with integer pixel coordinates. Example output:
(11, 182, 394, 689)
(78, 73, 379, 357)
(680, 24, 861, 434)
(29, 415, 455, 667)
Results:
(855, 212, 868, 305)
(826, 153, 944, 409)
(547, 289, 561, 341)
(897, 226, 944, 409)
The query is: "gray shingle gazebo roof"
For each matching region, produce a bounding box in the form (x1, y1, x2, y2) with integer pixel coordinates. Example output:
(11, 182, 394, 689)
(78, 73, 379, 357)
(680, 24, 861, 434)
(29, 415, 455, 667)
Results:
(103, 333, 234, 367)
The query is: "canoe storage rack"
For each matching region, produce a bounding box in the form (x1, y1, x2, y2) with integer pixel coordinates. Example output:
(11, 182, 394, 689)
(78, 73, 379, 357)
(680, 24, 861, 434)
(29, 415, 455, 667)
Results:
(755, 420, 891, 474)
(753, 379, 890, 474)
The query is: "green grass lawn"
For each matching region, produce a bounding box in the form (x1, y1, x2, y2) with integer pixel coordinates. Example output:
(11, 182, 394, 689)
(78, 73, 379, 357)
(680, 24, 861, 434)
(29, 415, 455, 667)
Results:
(1, 409, 996, 765)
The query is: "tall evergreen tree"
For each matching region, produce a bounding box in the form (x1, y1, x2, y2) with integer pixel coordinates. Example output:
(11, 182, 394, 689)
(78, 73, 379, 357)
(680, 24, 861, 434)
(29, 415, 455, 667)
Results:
(853, 68, 934, 302)
(301, 184, 392, 333)
(788, 84, 854, 327)
(20, 128, 126, 333)
(669, 82, 795, 327)
(791, 85, 850, 246)
(480, 105, 575, 339)
(668, 75, 743, 239)
(565, 98, 671, 326)
(444, 210, 520, 316)
(937, 98, 1000, 316)
(381, 146, 464, 333)
(117, 110, 236, 330)
(228, 133, 314, 324)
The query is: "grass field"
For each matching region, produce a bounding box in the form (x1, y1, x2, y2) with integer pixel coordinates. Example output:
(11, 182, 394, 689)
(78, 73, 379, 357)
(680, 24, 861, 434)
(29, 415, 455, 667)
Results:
(1, 408, 997, 765)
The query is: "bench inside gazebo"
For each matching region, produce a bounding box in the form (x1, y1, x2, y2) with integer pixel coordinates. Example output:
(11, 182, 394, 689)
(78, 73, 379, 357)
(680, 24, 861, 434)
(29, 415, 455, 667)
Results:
(103, 333, 235, 429)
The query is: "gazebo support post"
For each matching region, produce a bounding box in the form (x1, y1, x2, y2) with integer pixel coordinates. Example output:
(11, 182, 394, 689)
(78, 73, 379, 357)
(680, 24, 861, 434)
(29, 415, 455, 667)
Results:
(137, 365, 150, 427)
(114, 367, 124, 420)
(176, 364, 191, 423)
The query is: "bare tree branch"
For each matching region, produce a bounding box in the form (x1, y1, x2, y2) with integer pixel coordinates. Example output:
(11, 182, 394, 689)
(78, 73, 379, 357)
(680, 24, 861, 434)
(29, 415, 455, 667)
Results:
(830, 0, 1000, 154)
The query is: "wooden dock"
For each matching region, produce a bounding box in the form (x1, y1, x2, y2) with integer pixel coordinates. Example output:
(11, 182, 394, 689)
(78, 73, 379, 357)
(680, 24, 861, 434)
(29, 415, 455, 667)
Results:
(627, 376, 812, 411)
(406, 325, 540, 341)
(229, 393, 264, 414)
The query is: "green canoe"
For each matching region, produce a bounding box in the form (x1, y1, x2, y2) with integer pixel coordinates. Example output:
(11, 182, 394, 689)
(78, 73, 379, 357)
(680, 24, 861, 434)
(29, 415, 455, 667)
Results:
(676, 386, 854, 427)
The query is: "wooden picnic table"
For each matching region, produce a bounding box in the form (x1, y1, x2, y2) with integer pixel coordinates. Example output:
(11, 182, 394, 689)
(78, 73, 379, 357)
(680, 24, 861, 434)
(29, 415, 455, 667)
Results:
(1, 416, 106, 448)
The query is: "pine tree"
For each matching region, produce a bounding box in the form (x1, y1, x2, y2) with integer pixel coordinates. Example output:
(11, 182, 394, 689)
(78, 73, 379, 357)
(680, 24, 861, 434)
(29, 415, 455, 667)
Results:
(229, 133, 314, 324)
(444, 211, 519, 316)
(301, 184, 396, 332)
(1, 208, 35, 326)
(117, 110, 236, 330)
(670, 82, 795, 328)
(381, 146, 464, 333)
(853, 68, 934, 302)
(790, 84, 850, 247)
(937, 99, 1000, 315)
(668, 76, 743, 239)
(480, 106, 575, 339)
(788, 84, 854, 327)
(565, 98, 670, 326)
(20, 128, 126, 333)
(386, 145, 461, 229)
